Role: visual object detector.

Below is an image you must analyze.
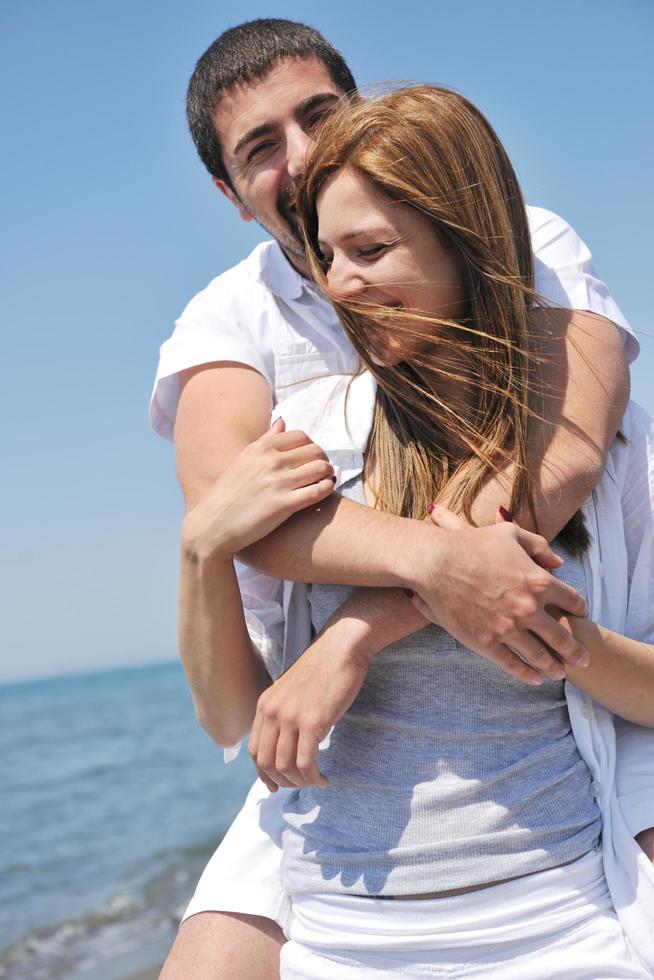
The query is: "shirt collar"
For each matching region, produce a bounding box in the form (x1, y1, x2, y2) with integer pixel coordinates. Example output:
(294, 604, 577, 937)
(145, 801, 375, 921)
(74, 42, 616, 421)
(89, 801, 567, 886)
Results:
(246, 240, 306, 301)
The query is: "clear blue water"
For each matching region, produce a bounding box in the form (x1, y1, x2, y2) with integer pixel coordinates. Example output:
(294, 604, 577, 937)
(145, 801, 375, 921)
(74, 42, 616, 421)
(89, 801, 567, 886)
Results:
(0, 662, 256, 979)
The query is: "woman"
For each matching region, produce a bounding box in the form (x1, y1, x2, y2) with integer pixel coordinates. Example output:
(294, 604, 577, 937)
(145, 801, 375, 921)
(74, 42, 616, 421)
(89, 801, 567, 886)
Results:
(179, 87, 654, 976)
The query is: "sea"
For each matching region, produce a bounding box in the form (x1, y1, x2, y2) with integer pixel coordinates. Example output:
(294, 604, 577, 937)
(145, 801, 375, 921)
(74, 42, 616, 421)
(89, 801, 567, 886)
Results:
(0, 661, 257, 980)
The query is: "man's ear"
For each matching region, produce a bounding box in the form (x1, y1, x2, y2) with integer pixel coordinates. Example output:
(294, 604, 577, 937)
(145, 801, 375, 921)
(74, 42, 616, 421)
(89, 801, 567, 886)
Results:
(213, 178, 254, 223)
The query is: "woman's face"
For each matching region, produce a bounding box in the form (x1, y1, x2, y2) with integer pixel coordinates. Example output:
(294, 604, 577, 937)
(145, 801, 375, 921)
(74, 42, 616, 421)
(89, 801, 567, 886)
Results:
(316, 167, 467, 366)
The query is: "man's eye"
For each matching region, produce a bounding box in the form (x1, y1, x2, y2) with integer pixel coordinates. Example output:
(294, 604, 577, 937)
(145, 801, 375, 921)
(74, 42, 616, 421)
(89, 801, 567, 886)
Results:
(247, 141, 275, 162)
(307, 110, 332, 132)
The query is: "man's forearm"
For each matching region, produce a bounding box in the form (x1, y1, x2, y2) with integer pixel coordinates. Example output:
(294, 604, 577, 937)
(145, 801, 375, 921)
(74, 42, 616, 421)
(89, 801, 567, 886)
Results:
(239, 492, 426, 586)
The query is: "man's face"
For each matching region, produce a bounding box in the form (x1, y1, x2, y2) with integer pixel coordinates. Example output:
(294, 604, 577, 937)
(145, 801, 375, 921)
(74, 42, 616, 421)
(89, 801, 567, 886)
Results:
(212, 57, 344, 272)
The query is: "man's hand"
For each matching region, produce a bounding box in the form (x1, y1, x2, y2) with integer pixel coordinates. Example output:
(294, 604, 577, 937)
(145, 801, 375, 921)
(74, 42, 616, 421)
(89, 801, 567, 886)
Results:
(248, 634, 370, 792)
(405, 505, 590, 686)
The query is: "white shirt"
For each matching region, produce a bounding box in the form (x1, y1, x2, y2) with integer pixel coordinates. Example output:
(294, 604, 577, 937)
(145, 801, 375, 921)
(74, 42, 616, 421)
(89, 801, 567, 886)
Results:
(150, 206, 637, 441)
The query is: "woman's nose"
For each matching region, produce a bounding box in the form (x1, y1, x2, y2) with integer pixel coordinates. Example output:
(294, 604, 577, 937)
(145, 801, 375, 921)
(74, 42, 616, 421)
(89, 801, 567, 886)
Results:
(327, 255, 368, 301)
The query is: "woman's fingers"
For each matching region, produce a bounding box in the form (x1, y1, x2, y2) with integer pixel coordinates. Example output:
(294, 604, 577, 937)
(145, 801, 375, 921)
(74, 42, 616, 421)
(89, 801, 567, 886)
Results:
(291, 478, 337, 509)
(288, 458, 335, 489)
(283, 442, 331, 468)
(267, 428, 318, 451)
(426, 504, 467, 530)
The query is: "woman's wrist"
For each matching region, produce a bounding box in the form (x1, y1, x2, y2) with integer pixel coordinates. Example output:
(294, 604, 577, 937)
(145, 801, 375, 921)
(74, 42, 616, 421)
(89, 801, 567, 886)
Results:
(181, 511, 235, 567)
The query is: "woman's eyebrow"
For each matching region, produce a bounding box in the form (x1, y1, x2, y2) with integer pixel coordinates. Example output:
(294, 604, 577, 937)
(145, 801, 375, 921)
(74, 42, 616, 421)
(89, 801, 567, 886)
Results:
(318, 227, 396, 246)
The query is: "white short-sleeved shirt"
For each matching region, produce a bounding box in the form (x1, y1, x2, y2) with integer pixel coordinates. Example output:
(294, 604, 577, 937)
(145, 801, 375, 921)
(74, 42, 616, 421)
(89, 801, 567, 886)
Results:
(149, 206, 637, 442)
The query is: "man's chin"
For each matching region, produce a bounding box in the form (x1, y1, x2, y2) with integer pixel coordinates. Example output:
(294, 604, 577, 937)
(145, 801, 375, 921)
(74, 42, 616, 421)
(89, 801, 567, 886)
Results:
(274, 227, 308, 269)
(247, 208, 307, 270)
(279, 232, 305, 259)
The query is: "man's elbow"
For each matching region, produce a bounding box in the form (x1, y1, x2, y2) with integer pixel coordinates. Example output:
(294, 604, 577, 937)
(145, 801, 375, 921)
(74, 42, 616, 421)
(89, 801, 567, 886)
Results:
(566, 456, 606, 503)
(194, 704, 251, 749)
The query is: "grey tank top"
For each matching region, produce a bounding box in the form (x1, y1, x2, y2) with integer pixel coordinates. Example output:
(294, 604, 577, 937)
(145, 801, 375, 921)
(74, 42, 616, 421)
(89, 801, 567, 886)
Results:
(281, 474, 601, 898)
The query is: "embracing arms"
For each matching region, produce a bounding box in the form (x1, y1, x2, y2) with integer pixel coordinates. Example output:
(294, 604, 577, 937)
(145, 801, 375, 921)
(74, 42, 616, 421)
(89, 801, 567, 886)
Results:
(176, 311, 626, 685)
(249, 504, 654, 792)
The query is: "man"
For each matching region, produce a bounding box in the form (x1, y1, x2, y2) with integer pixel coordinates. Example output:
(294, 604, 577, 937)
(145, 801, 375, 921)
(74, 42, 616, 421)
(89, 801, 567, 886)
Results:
(151, 19, 652, 979)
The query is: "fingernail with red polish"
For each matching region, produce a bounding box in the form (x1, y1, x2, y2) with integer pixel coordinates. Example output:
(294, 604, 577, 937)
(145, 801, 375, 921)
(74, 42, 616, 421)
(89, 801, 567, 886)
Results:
(498, 505, 513, 522)
(427, 503, 435, 514)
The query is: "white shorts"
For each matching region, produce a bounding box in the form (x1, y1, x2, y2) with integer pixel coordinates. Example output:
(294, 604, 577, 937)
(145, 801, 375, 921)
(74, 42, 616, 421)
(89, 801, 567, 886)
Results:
(281, 850, 648, 978)
(183, 779, 294, 934)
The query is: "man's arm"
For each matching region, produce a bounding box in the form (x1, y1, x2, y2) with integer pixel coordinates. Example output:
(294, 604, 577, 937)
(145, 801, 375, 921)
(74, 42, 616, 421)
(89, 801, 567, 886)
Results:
(176, 311, 626, 670)
(465, 309, 629, 536)
(177, 311, 628, 550)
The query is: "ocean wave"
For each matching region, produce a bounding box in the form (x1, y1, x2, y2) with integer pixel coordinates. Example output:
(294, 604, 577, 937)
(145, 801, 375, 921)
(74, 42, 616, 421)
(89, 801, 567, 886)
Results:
(0, 844, 214, 980)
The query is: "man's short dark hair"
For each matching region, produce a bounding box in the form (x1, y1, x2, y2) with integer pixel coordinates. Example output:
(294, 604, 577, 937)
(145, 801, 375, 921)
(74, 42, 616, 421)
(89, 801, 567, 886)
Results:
(186, 18, 356, 186)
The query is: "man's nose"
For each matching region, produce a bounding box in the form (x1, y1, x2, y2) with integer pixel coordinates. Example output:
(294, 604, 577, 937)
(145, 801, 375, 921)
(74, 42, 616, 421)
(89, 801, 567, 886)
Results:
(286, 127, 311, 180)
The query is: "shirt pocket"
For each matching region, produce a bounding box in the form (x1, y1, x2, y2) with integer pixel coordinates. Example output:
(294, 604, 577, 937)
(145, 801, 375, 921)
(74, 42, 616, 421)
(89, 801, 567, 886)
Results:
(274, 343, 347, 403)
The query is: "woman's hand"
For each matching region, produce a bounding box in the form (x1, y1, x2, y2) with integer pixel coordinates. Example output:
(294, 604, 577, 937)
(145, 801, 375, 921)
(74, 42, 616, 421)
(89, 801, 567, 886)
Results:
(181, 418, 336, 562)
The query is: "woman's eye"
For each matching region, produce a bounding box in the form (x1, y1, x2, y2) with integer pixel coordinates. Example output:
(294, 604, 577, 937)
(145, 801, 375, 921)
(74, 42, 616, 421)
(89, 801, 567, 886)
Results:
(359, 245, 387, 259)
(318, 251, 333, 268)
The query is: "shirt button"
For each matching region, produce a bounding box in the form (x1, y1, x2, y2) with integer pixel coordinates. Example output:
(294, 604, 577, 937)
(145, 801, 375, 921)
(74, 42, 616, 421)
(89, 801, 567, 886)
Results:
(581, 703, 594, 720)
(590, 780, 601, 798)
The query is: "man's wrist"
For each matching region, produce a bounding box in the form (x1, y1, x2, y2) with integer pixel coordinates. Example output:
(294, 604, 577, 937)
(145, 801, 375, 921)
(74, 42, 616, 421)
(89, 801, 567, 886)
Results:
(315, 614, 378, 666)
(392, 519, 446, 593)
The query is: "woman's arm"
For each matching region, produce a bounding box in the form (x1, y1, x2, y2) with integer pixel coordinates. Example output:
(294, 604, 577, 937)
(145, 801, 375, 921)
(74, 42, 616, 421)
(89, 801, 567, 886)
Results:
(179, 419, 337, 746)
(558, 614, 654, 727)
(179, 549, 271, 746)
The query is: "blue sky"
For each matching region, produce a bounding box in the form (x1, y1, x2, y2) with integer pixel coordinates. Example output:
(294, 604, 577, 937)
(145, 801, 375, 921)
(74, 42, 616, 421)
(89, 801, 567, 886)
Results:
(2, 0, 652, 681)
